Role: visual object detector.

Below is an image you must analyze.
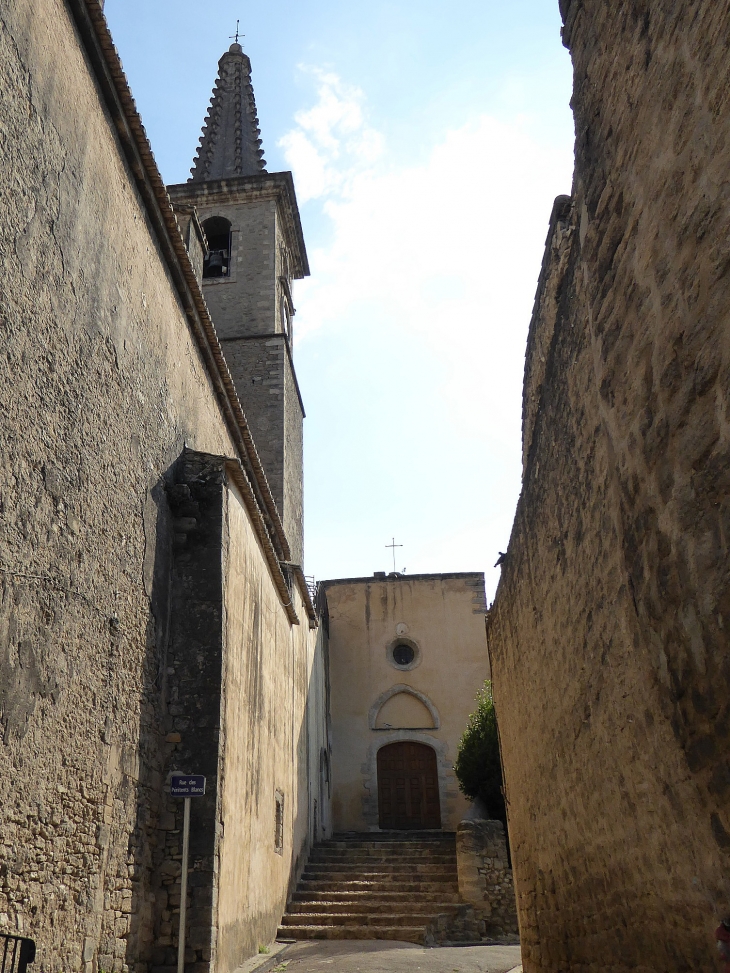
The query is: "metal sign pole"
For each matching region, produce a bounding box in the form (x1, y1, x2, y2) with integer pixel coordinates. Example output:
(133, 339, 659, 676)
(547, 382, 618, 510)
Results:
(177, 796, 191, 973)
(170, 774, 205, 973)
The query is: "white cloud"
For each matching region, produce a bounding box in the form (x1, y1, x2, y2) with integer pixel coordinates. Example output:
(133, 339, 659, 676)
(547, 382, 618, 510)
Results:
(278, 68, 385, 202)
(285, 87, 572, 440)
(282, 70, 574, 589)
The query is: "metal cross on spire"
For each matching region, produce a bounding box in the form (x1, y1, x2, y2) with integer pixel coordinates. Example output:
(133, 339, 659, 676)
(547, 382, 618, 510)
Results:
(229, 20, 244, 45)
(385, 537, 403, 574)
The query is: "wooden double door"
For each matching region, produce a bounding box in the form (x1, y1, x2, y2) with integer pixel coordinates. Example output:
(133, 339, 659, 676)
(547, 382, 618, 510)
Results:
(377, 741, 442, 830)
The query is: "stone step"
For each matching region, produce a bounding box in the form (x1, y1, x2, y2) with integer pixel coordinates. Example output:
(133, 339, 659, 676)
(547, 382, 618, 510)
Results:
(302, 875, 458, 886)
(309, 851, 454, 867)
(307, 860, 456, 869)
(298, 880, 459, 894)
(280, 911, 457, 928)
(320, 838, 456, 845)
(308, 848, 456, 856)
(312, 843, 456, 859)
(330, 831, 456, 840)
(282, 834, 462, 945)
(324, 839, 455, 849)
(322, 838, 456, 855)
(301, 866, 459, 883)
(276, 924, 428, 944)
(286, 901, 462, 916)
(305, 858, 457, 868)
(291, 890, 462, 904)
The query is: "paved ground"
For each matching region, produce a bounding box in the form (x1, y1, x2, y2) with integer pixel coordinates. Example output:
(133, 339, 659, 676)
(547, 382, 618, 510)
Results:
(274, 941, 522, 973)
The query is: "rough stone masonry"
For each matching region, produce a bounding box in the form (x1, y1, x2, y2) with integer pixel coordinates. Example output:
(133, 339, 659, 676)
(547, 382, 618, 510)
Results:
(489, 1, 730, 970)
(0, 1, 327, 971)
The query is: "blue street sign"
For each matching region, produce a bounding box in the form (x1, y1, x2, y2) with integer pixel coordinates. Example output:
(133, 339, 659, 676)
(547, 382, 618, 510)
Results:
(170, 774, 206, 797)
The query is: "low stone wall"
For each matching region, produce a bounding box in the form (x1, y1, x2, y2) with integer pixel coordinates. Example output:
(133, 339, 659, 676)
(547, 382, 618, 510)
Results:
(456, 818, 518, 936)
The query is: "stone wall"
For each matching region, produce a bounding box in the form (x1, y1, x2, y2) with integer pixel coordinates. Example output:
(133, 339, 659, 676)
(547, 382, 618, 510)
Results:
(218, 335, 304, 565)
(0, 2, 326, 971)
(147, 452, 227, 973)
(200, 198, 278, 340)
(166, 180, 307, 343)
(283, 343, 305, 568)
(489, 1, 730, 970)
(456, 818, 518, 937)
(166, 178, 307, 566)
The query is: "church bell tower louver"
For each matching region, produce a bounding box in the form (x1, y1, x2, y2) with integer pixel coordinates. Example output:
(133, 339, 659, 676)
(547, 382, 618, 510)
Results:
(167, 41, 309, 565)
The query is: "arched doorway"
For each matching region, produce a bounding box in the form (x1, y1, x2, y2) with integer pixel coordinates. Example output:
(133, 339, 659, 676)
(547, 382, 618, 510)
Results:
(377, 741, 442, 830)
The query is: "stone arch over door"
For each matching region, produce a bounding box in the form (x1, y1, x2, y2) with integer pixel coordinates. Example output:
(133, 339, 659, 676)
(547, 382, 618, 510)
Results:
(368, 685, 441, 730)
(375, 693, 434, 729)
(377, 741, 442, 830)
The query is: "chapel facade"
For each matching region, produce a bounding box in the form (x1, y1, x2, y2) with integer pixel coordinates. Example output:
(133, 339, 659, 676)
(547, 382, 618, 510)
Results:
(322, 573, 490, 834)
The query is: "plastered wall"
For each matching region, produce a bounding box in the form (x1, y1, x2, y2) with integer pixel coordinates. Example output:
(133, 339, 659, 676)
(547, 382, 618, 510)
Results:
(489, 2, 730, 969)
(324, 574, 489, 833)
(215, 478, 326, 969)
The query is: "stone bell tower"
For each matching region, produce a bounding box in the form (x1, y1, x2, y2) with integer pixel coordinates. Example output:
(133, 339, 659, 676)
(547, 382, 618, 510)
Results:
(167, 41, 308, 564)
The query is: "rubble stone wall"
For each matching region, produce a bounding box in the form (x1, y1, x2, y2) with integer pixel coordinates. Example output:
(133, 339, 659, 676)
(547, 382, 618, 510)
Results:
(489, 1, 730, 970)
(456, 819, 518, 937)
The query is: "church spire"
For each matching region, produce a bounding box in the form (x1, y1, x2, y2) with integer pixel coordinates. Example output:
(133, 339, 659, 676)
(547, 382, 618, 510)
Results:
(189, 42, 267, 182)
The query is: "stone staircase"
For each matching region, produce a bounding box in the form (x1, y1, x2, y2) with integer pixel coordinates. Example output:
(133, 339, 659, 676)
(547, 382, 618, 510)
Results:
(278, 832, 487, 945)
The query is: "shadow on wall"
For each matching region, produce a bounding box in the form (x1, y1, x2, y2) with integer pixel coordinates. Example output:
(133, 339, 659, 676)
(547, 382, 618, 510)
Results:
(123, 451, 331, 973)
(121, 455, 200, 973)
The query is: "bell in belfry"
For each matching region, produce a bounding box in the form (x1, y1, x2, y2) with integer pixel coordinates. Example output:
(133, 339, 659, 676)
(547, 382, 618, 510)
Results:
(205, 249, 226, 277)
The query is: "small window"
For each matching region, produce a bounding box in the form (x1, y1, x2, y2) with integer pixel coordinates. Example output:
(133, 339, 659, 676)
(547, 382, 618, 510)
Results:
(387, 637, 421, 670)
(393, 643, 415, 667)
(202, 216, 232, 278)
(274, 790, 284, 855)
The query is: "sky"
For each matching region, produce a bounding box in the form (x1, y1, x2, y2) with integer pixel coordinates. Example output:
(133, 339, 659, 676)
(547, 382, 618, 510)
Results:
(104, 0, 575, 601)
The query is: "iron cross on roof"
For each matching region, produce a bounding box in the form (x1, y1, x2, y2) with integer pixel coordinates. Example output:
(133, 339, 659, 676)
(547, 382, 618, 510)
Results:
(229, 20, 244, 45)
(385, 537, 403, 574)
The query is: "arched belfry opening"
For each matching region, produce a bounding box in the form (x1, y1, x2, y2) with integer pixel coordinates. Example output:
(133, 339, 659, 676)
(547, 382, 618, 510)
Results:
(377, 741, 442, 830)
(202, 216, 232, 278)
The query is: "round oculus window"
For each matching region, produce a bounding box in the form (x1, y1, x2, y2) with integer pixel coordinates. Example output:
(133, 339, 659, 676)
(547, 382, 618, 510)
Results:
(392, 642, 415, 667)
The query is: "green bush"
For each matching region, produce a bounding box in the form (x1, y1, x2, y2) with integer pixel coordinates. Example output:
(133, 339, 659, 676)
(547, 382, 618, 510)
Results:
(453, 680, 506, 825)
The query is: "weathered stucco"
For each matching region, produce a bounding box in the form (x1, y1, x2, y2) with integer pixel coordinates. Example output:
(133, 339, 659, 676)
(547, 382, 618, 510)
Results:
(489, 1, 730, 970)
(216, 478, 327, 968)
(323, 574, 489, 833)
(0, 2, 325, 971)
